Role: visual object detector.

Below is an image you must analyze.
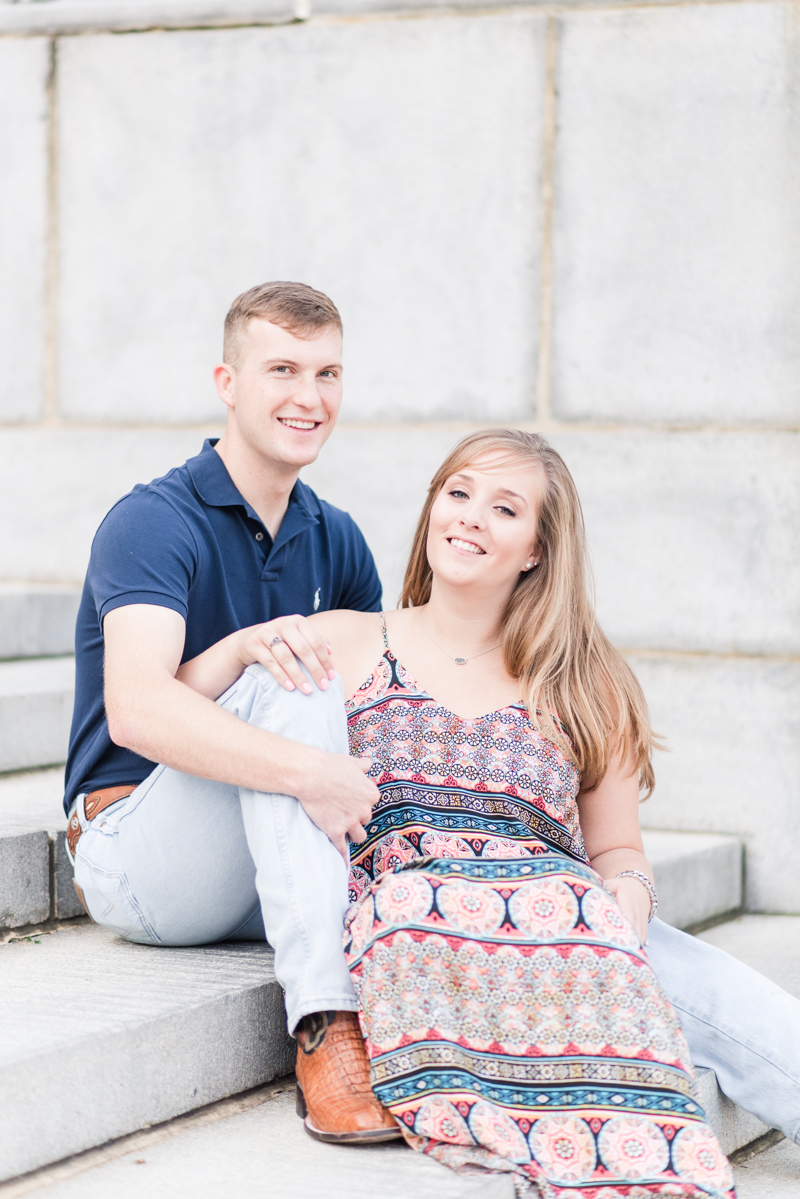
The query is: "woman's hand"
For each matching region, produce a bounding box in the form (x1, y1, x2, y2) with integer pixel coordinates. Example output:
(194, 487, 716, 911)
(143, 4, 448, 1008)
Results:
(176, 615, 336, 701)
(233, 616, 336, 695)
(605, 875, 651, 945)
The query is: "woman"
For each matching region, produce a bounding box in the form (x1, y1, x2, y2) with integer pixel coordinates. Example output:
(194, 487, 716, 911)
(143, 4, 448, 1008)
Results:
(183, 429, 734, 1196)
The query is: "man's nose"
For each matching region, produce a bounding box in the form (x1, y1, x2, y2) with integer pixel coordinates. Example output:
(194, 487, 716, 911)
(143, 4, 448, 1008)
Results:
(293, 372, 320, 409)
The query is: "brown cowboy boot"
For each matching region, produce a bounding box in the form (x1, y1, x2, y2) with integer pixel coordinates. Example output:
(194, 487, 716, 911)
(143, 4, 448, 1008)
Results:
(295, 1010, 401, 1144)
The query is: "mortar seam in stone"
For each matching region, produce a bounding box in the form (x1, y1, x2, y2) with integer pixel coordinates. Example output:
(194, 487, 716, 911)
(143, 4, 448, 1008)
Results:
(534, 14, 557, 427)
(0, 0, 787, 41)
(43, 39, 60, 430)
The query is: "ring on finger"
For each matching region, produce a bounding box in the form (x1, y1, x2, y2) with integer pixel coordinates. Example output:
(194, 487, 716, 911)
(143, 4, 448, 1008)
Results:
(268, 636, 284, 648)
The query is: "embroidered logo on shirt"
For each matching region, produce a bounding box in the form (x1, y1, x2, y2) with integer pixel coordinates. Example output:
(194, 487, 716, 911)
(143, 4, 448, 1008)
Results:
(314, 588, 321, 611)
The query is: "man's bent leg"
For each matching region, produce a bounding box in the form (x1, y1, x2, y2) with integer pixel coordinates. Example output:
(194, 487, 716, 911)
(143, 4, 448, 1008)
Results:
(217, 663, 357, 1035)
(217, 663, 399, 1143)
(647, 918, 800, 1143)
(74, 765, 264, 945)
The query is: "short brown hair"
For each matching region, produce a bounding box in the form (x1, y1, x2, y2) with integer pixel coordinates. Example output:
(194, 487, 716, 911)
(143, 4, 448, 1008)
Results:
(223, 281, 342, 368)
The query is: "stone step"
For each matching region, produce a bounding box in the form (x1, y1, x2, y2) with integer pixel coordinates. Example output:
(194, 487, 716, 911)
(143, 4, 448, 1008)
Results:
(0, 923, 295, 1183)
(0, 767, 82, 928)
(642, 828, 743, 929)
(0, 920, 774, 1187)
(0, 584, 81, 661)
(0, 657, 75, 775)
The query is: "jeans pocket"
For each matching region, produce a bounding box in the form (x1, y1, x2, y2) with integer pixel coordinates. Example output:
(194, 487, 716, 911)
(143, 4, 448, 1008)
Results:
(75, 829, 161, 945)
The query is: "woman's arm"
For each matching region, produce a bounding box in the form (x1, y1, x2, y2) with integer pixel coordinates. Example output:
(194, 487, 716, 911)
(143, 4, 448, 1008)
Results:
(175, 615, 336, 700)
(175, 609, 384, 703)
(577, 753, 654, 944)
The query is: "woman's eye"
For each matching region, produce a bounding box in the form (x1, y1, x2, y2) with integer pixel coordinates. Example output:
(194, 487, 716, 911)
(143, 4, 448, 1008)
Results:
(449, 489, 469, 500)
(496, 505, 516, 518)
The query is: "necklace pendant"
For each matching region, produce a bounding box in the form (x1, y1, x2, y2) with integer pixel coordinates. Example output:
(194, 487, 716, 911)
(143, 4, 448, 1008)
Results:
(453, 657, 468, 665)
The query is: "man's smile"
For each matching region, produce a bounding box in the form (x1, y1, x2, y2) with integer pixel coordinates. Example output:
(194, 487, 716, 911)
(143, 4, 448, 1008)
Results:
(278, 417, 320, 431)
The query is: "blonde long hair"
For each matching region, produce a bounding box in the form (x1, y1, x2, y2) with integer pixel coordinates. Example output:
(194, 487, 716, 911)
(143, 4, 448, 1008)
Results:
(401, 429, 657, 796)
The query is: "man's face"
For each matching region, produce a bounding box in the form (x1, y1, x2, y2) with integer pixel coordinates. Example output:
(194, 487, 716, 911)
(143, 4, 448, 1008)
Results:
(220, 318, 343, 473)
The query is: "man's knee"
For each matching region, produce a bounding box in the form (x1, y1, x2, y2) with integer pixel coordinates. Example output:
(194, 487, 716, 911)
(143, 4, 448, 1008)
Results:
(219, 662, 348, 755)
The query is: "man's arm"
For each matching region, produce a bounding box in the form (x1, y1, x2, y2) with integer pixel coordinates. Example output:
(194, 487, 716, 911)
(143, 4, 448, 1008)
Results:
(103, 604, 378, 860)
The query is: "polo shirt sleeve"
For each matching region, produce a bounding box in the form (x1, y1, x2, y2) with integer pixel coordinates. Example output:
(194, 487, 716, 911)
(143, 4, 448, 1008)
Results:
(334, 514, 383, 613)
(87, 489, 199, 625)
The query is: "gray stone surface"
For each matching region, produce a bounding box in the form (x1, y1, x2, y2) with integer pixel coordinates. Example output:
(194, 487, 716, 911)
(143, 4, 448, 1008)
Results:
(552, 1, 800, 425)
(642, 830, 742, 931)
(0, 427, 214, 583)
(0, 0, 293, 36)
(0, 585, 81, 661)
(694, 1067, 770, 1157)
(0, 924, 295, 1181)
(53, 835, 85, 920)
(0, 765, 66, 833)
(634, 654, 800, 914)
(0, 830, 50, 928)
(57, 17, 544, 424)
(734, 1136, 800, 1198)
(548, 431, 800, 657)
(0, 765, 85, 919)
(16, 1088, 514, 1199)
(0, 657, 75, 773)
(698, 915, 800, 1001)
(0, 39, 48, 425)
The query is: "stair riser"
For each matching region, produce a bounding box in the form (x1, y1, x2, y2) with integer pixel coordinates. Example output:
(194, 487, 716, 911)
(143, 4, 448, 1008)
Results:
(0, 590, 80, 661)
(695, 1067, 772, 1155)
(650, 841, 743, 930)
(0, 832, 83, 928)
(0, 691, 73, 774)
(0, 981, 295, 1182)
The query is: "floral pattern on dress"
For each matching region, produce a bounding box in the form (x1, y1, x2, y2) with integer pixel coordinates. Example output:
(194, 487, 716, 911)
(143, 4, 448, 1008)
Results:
(344, 637, 735, 1198)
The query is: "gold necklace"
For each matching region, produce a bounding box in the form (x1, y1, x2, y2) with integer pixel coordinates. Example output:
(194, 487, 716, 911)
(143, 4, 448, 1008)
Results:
(419, 615, 501, 666)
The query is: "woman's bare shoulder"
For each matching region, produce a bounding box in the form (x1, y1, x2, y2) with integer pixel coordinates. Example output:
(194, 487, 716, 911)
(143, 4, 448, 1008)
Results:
(308, 609, 381, 641)
(308, 610, 385, 698)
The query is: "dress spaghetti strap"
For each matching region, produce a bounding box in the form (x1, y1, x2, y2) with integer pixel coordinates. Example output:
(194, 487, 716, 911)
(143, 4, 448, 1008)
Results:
(379, 612, 389, 650)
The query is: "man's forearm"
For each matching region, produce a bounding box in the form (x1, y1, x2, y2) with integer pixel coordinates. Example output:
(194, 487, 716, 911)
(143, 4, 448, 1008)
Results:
(108, 672, 318, 799)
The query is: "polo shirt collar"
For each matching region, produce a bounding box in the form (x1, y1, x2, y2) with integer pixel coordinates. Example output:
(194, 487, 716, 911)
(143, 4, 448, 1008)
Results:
(186, 438, 320, 542)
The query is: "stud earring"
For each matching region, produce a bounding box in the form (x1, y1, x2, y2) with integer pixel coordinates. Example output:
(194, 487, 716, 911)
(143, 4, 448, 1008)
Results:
(524, 562, 532, 570)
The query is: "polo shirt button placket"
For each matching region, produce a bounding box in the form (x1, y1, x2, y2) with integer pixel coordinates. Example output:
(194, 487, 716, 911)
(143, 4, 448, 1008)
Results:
(255, 531, 264, 541)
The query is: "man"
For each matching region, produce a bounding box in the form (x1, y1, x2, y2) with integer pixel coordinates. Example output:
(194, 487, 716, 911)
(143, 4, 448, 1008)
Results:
(65, 281, 398, 1143)
(67, 281, 800, 1150)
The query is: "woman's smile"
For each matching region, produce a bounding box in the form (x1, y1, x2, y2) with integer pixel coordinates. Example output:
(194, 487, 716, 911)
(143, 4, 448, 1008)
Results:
(448, 536, 485, 556)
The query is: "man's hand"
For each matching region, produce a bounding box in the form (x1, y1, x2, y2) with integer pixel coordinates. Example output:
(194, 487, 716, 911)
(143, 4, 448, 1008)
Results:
(292, 751, 379, 863)
(104, 604, 377, 863)
(233, 616, 336, 695)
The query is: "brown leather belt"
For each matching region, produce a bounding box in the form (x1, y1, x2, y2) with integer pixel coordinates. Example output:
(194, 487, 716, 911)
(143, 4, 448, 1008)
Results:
(66, 785, 138, 858)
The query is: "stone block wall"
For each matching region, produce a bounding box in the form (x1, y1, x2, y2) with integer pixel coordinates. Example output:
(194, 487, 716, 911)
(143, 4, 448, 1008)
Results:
(0, 0, 797, 909)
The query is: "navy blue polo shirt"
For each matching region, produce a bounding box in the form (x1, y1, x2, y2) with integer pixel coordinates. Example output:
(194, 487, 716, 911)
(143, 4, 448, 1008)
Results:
(64, 439, 382, 815)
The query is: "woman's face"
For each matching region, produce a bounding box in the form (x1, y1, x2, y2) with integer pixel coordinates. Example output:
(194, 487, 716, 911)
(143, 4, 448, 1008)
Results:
(426, 452, 545, 598)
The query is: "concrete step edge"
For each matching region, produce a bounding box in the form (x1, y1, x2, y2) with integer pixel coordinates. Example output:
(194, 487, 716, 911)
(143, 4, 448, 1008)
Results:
(0, 586, 81, 662)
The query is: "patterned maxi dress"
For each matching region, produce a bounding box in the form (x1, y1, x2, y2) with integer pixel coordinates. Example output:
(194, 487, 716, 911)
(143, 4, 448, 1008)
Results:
(343, 623, 735, 1199)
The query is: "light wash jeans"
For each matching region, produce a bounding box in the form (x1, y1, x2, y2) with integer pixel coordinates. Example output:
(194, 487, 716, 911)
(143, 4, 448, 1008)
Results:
(71, 663, 359, 1035)
(72, 663, 800, 1142)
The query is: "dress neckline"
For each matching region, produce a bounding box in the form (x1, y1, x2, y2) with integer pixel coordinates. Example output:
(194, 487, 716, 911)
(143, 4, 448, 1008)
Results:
(365, 612, 524, 725)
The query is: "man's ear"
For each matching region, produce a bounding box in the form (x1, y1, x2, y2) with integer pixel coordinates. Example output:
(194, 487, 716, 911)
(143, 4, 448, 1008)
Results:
(213, 362, 236, 411)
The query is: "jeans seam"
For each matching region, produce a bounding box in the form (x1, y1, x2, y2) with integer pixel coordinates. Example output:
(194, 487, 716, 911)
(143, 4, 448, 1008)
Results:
(77, 854, 162, 944)
(252, 680, 317, 999)
(671, 1001, 800, 1085)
